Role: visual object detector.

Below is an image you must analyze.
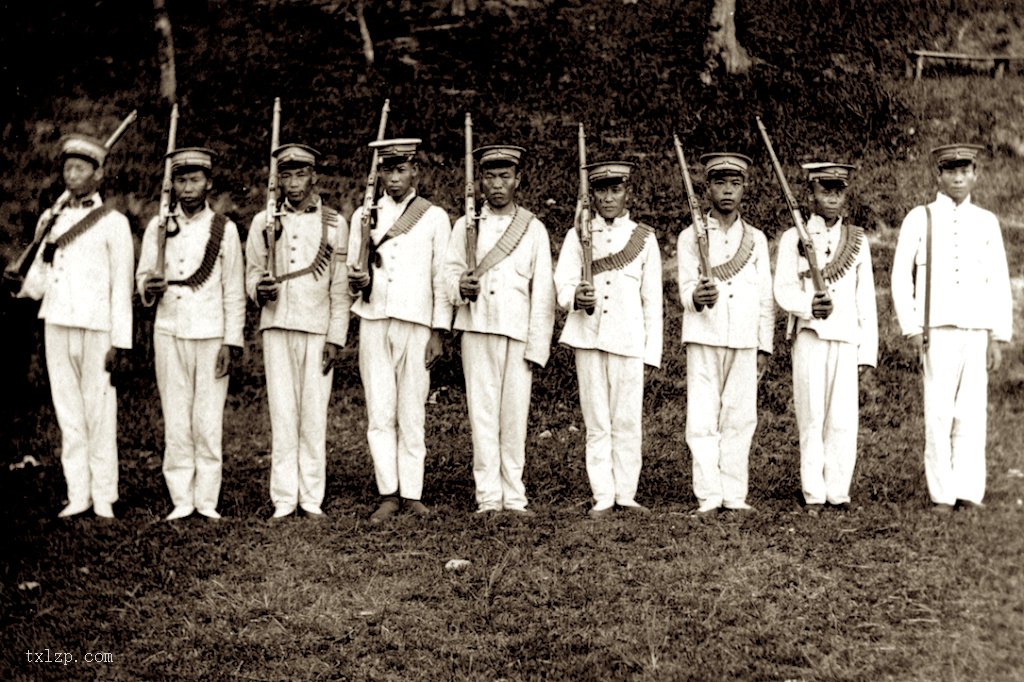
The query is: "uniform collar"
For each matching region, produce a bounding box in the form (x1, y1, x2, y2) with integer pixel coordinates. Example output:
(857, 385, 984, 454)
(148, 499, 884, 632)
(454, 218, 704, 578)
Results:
(62, 191, 101, 210)
(283, 194, 321, 214)
(481, 202, 516, 219)
(592, 211, 630, 232)
(934, 191, 972, 211)
(173, 202, 212, 221)
(382, 188, 417, 210)
(705, 212, 743, 231)
(807, 213, 842, 235)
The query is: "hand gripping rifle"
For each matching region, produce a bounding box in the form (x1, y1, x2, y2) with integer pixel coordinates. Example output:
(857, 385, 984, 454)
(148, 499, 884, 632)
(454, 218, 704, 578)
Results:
(577, 123, 594, 315)
(5, 109, 138, 284)
(264, 97, 282, 279)
(153, 103, 179, 283)
(354, 99, 391, 302)
(755, 116, 827, 295)
(463, 112, 479, 301)
(673, 133, 715, 307)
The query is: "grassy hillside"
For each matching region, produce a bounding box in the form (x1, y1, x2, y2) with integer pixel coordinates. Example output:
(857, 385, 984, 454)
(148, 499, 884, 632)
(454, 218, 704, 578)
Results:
(2, 1, 1024, 679)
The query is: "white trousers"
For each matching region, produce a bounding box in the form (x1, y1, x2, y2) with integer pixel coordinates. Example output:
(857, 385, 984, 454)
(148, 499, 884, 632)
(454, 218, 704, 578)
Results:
(263, 329, 332, 510)
(154, 334, 227, 513)
(576, 349, 644, 510)
(462, 332, 532, 511)
(686, 344, 757, 508)
(792, 331, 859, 505)
(359, 318, 431, 500)
(44, 324, 118, 508)
(922, 327, 988, 505)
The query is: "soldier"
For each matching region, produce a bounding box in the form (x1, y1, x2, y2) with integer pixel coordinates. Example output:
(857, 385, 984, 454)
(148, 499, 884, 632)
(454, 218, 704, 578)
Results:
(891, 144, 1012, 513)
(774, 162, 877, 515)
(677, 153, 774, 514)
(442, 144, 555, 516)
(136, 147, 245, 521)
(553, 161, 663, 518)
(17, 133, 135, 518)
(348, 138, 453, 524)
(245, 143, 351, 519)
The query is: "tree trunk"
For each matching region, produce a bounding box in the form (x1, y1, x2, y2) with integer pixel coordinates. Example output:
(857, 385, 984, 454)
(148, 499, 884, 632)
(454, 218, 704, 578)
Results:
(700, 0, 750, 85)
(153, 0, 177, 103)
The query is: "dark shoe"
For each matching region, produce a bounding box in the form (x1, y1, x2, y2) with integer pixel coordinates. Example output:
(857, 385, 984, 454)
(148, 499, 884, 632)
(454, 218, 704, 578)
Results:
(618, 504, 651, 515)
(828, 502, 851, 513)
(587, 507, 614, 519)
(955, 499, 983, 511)
(404, 499, 431, 517)
(370, 497, 400, 524)
(505, 507, 536, 517)
(805, 503, 824, 517)
(931, 503, 954, 515)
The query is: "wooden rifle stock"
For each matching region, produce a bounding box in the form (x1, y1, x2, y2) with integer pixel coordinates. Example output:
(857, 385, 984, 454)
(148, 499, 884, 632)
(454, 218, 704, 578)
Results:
(463, 113, 479, 301)
(755, 116, 827, 295)
(5, 109, 138, 283)
(154, 103, 179, 283)
(673, 134, 715, 307)
(577, 123, 594, 315)
(264, 97, 282, 279)
(356, 99, 391, 302)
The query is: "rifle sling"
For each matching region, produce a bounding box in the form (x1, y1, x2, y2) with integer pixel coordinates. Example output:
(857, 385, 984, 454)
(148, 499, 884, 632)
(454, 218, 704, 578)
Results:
(591, 223, 653, 277)
(471, 207, 535, 278)
(42, 205, 114, 263)
(167, 214, 227, 289)
(798, 223, 864, 284)
(275, 206, 339, 283)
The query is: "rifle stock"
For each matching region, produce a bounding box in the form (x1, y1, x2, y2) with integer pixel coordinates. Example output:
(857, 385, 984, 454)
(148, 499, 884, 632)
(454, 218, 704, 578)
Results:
(154, 103, 179, 283)
(673, 134, 715, 306)
(463, 113, 479, 301)
(755, 116, 827, 294)
(577, 123, 594, 315)
(355, 99, 390, 302)
(264, 97, 282, 279)
(5, 109, 138, 284)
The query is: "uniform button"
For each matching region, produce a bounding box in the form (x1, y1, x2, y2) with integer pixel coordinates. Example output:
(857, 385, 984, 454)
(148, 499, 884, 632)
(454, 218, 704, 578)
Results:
(490, 290, 495, 295)
(604, 295, 609, 300)
(603, 309, 608, 314)
(389, 278, 393, 282)
(605, 281, 611, 286)
(290, 259, 295, 264)
(729, 294, 734, 299)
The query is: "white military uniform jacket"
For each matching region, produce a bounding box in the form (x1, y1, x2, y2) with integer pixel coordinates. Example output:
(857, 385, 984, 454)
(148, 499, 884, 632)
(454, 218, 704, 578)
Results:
(554, 212, 663, 367)
(137, 204, 245, 347)
(347, 190, 453, 330)
(677, 214, 774, 352)
(891, 192, 1012, 342)
(443, 204, 555, 366)
(245, 196, 351, 346)
(774, 215, 878, 367)
(22, 191, 134, 349)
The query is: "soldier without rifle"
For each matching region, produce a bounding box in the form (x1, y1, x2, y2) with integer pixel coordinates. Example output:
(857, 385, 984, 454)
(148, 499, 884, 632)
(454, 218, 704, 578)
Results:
(891, 144, 1012, 513)
(137, 147, 245, 521)
(16, 133, 135, 519)
(347, 138, 453, 524)
(245, 143, 352, 519)
(553, 160, 664, 519)
(774, 163, 877, 516)
(442, 143, 555, 516)
(676, 152, 774, 515)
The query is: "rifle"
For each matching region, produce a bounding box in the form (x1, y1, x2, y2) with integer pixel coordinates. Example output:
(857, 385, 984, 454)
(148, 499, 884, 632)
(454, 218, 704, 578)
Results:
(153, 103, 179, 283)
(755, 116, 827, 295)
(577, 123, 594, 315)
(354, 99, 391, 302)
(673, 133, 715, 307)
(264, 97, 282, 279)
(463, 112, 479, 301)
(4, 109, 138, 284)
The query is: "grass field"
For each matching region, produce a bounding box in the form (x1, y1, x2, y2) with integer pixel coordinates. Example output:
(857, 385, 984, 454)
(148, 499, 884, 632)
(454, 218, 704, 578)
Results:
(2, 1, 1024, 680)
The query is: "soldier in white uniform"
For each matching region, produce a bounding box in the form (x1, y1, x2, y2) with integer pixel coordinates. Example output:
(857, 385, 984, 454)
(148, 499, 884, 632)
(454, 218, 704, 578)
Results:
(17, 133, 135, 519)
(347, 139, 453, 524)
(677, 153, 773, 514)
(774, 163, 877, 515)
(891, 144, 1012, 513)
(245, 143, 351, 519)
(137, 147, 246, 521)
(442, 144, 555, 516)
(553, 161, 663, 518)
